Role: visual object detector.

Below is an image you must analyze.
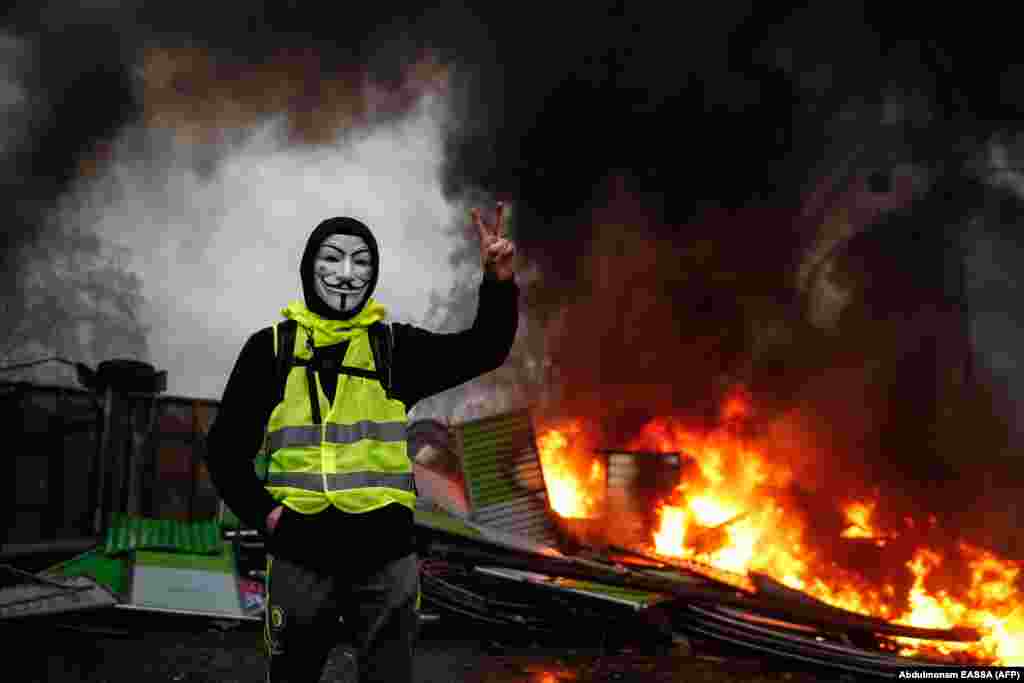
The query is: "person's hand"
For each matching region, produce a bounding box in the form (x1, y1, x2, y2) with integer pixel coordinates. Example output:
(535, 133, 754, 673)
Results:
(472, 202, 516, 281)
(266, 505, 284, 534)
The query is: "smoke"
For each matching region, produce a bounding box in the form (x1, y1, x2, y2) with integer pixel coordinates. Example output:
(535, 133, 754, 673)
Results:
(0, 31, 34, 356)
(4, 5, 1024, 549)
(966, 190, 1024, 439)
(0, 34, 31, 163)
(0, 31, 44, 261)
(56, 67, 459, 399)
(0, 3, 491, 394)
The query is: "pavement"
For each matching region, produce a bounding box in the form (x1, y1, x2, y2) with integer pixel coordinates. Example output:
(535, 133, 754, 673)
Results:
(6, 608, 853, 683)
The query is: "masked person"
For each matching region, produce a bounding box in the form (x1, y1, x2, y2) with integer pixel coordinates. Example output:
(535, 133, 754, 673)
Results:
(205, 204, 517, 683)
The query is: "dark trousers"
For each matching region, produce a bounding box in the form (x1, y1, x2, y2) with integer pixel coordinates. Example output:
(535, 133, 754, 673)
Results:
(264, 552, 420, 683)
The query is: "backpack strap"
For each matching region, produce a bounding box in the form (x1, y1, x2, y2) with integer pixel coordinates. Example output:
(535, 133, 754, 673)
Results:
(267, 320, 407, 484)
(327, 323, 390, 389)
(367, 321, 394, 399)
(273, 319, 299, 406)
(273, 319, 394, 411)
(366, 322, 407, 483)
(259, 320, 299, 486)
(274, 319, 323, 425)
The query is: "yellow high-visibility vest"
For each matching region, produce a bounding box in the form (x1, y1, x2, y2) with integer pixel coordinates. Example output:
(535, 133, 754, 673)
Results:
(263, 319, 414, 515)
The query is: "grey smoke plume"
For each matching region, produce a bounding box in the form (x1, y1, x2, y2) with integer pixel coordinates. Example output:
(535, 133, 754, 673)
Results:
(56, 93, 460, 399)
(0, 34, 32, 164)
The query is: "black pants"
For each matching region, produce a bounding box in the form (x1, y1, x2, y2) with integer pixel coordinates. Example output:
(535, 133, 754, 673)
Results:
(264, 552, 420, 683)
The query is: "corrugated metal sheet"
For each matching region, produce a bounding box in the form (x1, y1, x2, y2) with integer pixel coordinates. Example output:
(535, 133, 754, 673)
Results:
(102, 514, 223, 556)
(606, 450, 683, 502)
(3, 380, 223, 556)
(473, 566, 667, 610)
(455, 410, 560, 548)
(604, 450, 683, 547)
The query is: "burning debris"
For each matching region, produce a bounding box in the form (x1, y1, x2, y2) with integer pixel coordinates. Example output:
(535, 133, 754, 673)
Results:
(533, 389, 1024, 667)
(536, 421, 606, 520)
(2, 368, 1015, 679)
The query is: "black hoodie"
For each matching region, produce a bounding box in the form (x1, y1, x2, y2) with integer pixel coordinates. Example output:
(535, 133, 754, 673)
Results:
(205, 217, 518, 573)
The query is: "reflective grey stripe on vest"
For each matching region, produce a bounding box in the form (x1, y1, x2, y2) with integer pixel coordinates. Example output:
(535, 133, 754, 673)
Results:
(326, 421, 406, 444)
(267, 421, 407, 451)
(267, 425, 320, 451)
(266, 471, 415, 492)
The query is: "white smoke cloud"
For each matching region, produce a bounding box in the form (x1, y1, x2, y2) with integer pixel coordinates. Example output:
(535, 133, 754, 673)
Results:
(58, 94, 460, 399)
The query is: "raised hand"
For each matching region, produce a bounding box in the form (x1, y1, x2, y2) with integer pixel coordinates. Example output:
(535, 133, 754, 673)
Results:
(472, 202, 516, 281)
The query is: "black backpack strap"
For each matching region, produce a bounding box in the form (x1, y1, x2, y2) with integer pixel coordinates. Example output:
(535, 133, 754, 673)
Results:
(366, 322, 408, 482)
(275, 320, 392, 421)
(273, 320, 299, 406)
(276, 320, 322, 425)
(331, 324, 385, 384)
(367, 321, 394, 399)
(260, 320, 299, 486)
(333, 364, 380, 381)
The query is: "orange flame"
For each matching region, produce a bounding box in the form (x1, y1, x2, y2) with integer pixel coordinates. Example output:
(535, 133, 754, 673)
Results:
(841, 501, 875, 538)
(535, 389, 1024, 665)
(536, 420, 605, 519)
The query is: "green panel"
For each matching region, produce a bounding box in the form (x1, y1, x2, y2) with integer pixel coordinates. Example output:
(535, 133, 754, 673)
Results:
(454, 408, 560, 556)
(103, 514, 223, 555)
(134, 543, 235, 573)
(460, 453, 540, 475)
(45, 549, 131, 598)
(461, 422, 531, 441)
(460, 411, 532, 431)
(550, 577, 666, 607)
(463, 472, 537, 492)
(460, 413, 536, 462)
(468, 477, 536, 507)
(462, 418, 530, 436)
(461, 439, 531, 457)
(461, 446, 532, 468)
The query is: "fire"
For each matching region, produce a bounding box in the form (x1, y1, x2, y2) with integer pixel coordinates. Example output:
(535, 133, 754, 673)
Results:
(840, 500, 892, 547)
(652, 505, 687, 556)
(536, 421, 605, 518)
(534, 389, 1024, 665)
(841, 501, 876, 538)
(892, 546, 1024, 663)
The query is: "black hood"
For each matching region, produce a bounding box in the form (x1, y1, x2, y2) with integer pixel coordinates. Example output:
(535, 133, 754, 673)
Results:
(300, 216, 380, 321)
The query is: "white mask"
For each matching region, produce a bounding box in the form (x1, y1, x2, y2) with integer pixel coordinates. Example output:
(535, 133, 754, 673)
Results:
(312, 234, 374, 313)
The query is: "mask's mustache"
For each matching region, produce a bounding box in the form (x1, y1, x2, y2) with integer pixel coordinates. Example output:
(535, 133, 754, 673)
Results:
(322, 275, 366, 290)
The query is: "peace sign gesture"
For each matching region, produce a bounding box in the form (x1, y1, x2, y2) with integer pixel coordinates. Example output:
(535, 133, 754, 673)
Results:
(472, 202, 516, 281)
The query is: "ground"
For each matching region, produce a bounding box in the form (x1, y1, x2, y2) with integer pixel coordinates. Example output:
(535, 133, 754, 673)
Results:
(6, 609, 859, 683)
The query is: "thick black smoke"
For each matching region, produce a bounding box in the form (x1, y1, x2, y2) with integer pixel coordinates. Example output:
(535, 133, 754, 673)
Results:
(432, 2, 1024, 559)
